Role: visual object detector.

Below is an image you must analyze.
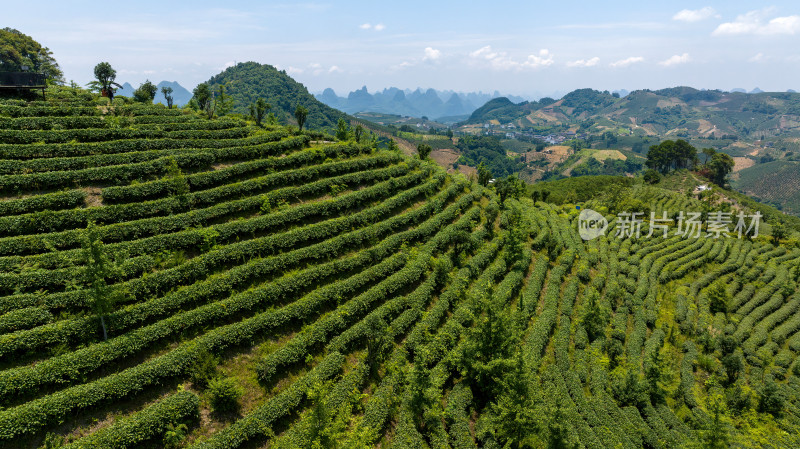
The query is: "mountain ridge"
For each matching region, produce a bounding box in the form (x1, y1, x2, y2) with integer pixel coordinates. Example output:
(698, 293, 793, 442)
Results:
(464, 86, 800, 142)
(315, 86, 528, 121)
(113, 80, 193, 106)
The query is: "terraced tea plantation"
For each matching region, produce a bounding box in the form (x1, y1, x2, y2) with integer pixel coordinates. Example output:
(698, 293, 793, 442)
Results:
(1, 99, 800, 448)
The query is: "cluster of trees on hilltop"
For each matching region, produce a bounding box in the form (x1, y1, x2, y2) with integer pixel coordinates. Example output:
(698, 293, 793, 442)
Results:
(456, 135, 523, 178)
(559, 88, 618, 116)
(645, 139, 697, 172)
(202, 62, 346, 129)
(571, 157, 643, 177)
(646, 139, 735, 186)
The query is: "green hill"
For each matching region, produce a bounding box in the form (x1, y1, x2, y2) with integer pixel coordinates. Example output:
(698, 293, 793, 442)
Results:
(206, 61, 347, 130)
(734, 160, 800, 215)
(2, 94, 800, 449)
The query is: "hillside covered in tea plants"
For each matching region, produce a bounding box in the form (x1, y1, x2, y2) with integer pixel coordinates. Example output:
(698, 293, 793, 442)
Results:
(1, 94, 800, 449)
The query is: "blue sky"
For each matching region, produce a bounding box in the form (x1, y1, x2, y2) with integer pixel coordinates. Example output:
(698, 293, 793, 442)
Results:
(6, 1, 800, 98)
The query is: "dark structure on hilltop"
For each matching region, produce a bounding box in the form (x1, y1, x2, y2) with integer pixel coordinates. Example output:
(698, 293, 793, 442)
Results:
(0, 71, 47, 99)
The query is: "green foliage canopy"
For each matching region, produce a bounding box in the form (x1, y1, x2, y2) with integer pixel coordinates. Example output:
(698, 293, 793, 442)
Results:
(133, 80, 158, 103)
(0, 28, 63, 83)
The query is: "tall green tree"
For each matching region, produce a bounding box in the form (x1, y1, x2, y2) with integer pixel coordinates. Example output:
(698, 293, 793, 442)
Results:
(477, 162, 492, 187)
(192, 83, 213, 118)
(365, 314, 389, 378)
(335, 118, 350, 141)
(543, 402, 579, 449)
(161, 86, 174, 108)
(163, 157, 190, 205)
(758, 376, 784, 416)
(503, 206, 525, 266)
(702, 147, 717, 164)
(354, 124, 364, 143)
(294, 105, 309, 131)
(88, 62, 123, 101)
(495, 175, 525, 205)
(408, 364, 434, 431)
(612, 366, 647, 409)
(417, 143, 432, 160)
(308, 382, 335, 449)
(133, 79, 157, 103)
(455, 289, 516, 404)
(645, 348, 671, 404)
(701, 395, 731, 449)
(771, 222, 788, 245)
(581, 288, 607, 341)
(214, 84, 233, 116)
(491, 351, 539, 449)
(249, 98, 270, 126)
(0, 28, 63, 83)
(706, 152, 734, 186)
(707, 281, 730, 314)
(80, 222, 125, 340)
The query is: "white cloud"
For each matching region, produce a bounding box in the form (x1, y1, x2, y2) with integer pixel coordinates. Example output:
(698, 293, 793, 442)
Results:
(673, 7, 718, 22)
(328, 65, 342, 73)
(749, 53, 765, 62)
(360, 22, 385, 31)
(713, 9, 800, 36)
(469, 46, 553, 70)
(423, 47, 442, 61)
(659, 53, 691, 66)
(610, 56, 644, 68)
(286, 66, 304, 75)
(470, 46, 496, 59)
(566, 57, 600, 67)
(307, 63, 325, 75)
(522, 49, 554, 68)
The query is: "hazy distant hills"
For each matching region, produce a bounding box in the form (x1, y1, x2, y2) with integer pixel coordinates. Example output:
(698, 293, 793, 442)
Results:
(465, 86, 800, 140)
(115, 81, 193, 106)
(315, 86, 528, 122)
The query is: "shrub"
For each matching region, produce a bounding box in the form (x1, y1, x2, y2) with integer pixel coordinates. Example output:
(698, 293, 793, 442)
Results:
(643, 169, 661, 184)
(208, 377, 244, 414)
(39, 432, 63, 448)
(190, 347, 219, 389)
(163, 422, 189, 449)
